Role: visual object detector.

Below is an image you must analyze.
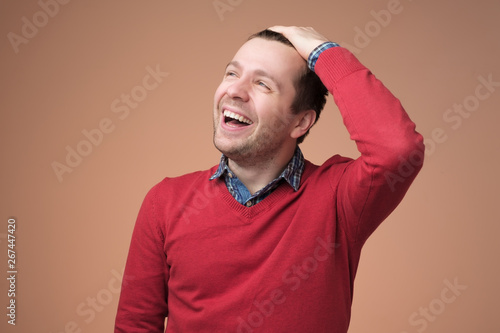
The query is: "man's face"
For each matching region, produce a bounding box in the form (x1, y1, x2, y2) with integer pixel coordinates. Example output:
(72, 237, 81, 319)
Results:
(213, 37, 306, 164)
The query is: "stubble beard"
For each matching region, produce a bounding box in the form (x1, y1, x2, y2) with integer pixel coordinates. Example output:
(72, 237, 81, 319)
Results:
(213, 113, 289, 168)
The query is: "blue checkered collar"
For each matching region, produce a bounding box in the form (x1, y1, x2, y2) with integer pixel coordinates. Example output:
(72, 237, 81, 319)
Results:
(209, 146, 305, 191)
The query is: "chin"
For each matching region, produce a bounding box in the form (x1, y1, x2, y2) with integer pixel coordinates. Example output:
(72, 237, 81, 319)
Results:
(214, 138, 235, 155)
(213, 134, 231, 154)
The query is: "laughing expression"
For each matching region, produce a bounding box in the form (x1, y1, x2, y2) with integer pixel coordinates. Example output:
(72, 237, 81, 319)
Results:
(213, 37, 307, 164)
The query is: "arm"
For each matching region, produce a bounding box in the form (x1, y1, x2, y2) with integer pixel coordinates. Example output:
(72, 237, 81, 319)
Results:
(114, 183, 169, 332)
(270, 26, 424, 243)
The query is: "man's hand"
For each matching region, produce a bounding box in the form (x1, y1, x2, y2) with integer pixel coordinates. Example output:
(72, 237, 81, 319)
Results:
(268, 26, 329, 61)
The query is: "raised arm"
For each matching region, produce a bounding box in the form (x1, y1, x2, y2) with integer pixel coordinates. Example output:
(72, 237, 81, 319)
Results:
(270, 25, 425, 243)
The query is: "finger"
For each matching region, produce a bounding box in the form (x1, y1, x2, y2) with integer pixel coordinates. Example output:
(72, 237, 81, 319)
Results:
(267, 25, 287, 33)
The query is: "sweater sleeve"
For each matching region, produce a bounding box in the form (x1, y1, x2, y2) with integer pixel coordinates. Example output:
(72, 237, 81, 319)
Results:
(314, 47, 424, 244)
(114, 182, 169, 332)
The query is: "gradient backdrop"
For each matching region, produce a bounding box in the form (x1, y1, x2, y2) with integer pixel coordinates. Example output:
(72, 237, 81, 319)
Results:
(1, 0, 499, 332)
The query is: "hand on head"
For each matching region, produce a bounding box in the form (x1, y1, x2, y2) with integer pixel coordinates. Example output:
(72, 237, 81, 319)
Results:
(267, 26, 330, 61)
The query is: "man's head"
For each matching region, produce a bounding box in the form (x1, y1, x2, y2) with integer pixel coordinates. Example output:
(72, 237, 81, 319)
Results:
(212, 29, 328, 165)
(248, 29, 328, 143)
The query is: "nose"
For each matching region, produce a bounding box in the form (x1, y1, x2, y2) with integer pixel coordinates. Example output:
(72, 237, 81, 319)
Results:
(226, 77, 250, 102)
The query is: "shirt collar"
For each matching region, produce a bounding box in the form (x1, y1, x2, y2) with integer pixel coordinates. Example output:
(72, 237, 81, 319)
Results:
(209, 146, 305, 191)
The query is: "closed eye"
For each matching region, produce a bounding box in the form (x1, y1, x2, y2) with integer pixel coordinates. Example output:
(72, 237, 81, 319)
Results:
(258, 81, 271, 90)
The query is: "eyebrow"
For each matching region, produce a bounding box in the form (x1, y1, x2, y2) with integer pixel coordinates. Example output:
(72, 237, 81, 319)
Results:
(226, 61, 282, 90)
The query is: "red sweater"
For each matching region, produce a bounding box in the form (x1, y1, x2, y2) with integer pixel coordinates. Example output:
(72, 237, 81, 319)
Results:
(115, 47, 424, 332)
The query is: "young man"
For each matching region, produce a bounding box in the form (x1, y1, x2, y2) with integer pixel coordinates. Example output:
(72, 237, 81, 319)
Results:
(115, 26, 424, 332)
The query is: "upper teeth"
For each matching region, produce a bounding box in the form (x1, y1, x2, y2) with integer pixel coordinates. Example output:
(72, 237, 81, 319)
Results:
(223, 110, 253, 125)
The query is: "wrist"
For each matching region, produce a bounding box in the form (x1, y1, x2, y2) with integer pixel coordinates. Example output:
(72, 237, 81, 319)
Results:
(307, 41, 339, 72)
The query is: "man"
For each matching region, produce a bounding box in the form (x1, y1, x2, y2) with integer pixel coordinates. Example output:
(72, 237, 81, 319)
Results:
(115, 26, 424, 332)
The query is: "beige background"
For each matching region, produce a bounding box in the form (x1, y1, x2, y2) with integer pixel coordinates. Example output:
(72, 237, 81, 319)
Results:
(1, 0, 499, 332)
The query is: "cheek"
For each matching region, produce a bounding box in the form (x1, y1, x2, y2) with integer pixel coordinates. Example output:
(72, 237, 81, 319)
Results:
(258, 102, 293, 130)
(254, 98, 280, 119)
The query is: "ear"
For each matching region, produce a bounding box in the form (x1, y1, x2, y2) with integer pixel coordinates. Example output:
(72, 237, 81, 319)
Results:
(290, 109, 316, 140)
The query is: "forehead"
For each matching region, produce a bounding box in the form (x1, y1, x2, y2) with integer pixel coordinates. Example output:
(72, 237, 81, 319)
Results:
(230, 38, 305, 84)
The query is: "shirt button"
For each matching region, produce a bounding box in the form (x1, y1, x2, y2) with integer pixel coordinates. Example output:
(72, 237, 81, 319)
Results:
(246, 201, 253, 207)
(228, 173, 233, 178)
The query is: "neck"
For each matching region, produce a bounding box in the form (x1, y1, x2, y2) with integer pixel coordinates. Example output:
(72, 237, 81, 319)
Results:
(227, 145, 296, 194)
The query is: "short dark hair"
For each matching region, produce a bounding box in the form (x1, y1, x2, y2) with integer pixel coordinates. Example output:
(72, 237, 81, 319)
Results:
(248, 29, 328, 144)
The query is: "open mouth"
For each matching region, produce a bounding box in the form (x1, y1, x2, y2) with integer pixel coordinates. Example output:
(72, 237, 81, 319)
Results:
(223, 110, 253, 127)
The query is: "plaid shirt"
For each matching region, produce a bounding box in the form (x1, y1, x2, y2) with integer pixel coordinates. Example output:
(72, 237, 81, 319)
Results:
(307, 41, 339, 71)
(209, 147, 305, 207)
